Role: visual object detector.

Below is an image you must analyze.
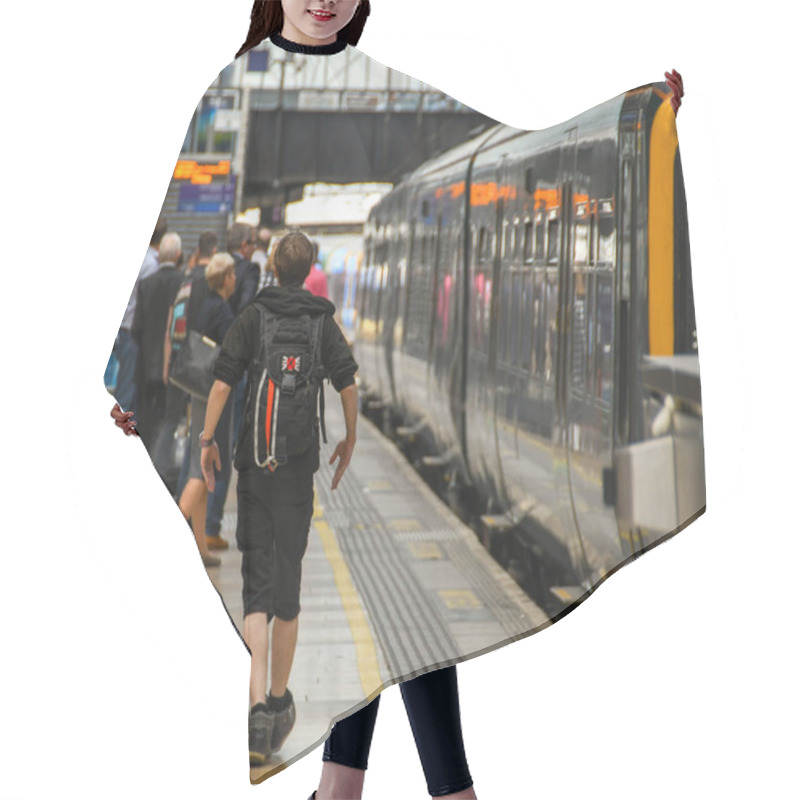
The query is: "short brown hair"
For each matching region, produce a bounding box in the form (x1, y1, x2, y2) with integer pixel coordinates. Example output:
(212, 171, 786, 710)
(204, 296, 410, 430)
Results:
(198, 230, 219, 258)
(273, 231, 315, 287)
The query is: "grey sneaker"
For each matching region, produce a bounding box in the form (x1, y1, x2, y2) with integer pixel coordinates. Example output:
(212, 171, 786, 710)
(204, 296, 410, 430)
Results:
(248, 704, 274, 766)
(270, 694, 296, 753)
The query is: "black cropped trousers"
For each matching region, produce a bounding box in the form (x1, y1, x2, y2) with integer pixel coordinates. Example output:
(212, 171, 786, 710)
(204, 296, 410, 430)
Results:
(323, 665, 473, 797)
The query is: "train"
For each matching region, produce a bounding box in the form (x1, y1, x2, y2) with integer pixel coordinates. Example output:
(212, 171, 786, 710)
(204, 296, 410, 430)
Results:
(349, 81, 706, 613)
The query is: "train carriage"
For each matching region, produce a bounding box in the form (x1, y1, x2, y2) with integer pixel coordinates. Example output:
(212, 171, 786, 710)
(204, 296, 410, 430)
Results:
(354, 82, 705, 609)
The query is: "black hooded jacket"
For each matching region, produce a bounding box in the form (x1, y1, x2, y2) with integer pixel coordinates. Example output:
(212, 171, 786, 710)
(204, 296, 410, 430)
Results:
(213, 284, 359, 473)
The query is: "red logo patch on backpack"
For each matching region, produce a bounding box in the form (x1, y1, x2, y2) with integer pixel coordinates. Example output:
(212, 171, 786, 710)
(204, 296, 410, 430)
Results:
(282, 355, 300, 373)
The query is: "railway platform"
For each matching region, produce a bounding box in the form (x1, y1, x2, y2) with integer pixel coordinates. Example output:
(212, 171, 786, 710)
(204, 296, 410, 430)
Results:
(206, 384, 549, 781)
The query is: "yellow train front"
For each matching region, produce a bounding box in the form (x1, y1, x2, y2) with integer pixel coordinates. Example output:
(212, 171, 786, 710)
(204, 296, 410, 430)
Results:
(352, 82, 705, 612)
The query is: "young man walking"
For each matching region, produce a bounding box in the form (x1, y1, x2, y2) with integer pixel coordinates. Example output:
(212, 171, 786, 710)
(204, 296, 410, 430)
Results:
(199, 231, 359, 766)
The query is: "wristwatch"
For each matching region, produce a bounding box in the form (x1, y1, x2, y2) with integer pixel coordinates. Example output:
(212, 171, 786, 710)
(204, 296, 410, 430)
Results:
(199, 431, 216, 448)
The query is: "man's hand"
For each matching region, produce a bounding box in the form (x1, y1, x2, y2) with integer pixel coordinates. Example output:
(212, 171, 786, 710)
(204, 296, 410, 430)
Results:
(201, 441, 221, 493)
(665, 69, 684, 116)
(329, 439, 355, 491)
(110, 403, 139, 437)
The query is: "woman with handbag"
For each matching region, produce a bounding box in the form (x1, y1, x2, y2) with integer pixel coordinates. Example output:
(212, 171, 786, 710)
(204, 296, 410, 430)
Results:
(176, 252, 237, 568)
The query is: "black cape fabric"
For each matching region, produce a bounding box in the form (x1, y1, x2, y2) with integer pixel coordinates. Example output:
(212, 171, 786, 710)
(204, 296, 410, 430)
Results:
(109, 31, 705, 782)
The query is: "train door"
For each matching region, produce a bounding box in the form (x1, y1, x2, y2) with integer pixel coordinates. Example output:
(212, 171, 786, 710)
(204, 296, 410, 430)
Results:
(486, 189, 511, 508)
(377, 230, 394, 402)
(393, 216, 414, 418)
(489, 151, 526, 514)
(554, 127, 595, 588)
(563, 130, 626, 584)
(613, 106, 657, 556)
(428, 214, 457, 451)
(383, 225, 401, 407)
(368, 225, 389, 401)
(353, 231, 376, 393)
(615, 109, 649, 451)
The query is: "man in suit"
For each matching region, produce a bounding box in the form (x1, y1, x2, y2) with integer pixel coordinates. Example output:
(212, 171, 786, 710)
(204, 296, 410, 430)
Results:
(131, 232, 185, 451)
(227, 222, 260, 317)
(111, 217, 167, 414)
(226, 222, 261, 446)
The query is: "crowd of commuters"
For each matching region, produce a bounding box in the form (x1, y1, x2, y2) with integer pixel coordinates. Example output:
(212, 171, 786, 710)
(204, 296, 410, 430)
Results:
(108, 217, 330, 562)
(109, 218, 478, 796)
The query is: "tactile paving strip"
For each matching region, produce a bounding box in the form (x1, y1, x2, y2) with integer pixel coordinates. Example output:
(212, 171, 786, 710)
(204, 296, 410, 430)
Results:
(444, 540, 538, 638)
(391, 528, 462, 543)
(315, 475, 461, 678)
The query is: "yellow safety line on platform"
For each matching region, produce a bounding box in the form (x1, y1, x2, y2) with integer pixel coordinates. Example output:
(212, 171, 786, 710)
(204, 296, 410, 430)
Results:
(314, 515, 383, 699)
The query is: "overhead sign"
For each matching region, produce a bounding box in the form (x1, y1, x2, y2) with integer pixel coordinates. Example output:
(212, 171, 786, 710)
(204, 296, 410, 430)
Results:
(173, 159, 231, 184)
(178, 176, 237, 213)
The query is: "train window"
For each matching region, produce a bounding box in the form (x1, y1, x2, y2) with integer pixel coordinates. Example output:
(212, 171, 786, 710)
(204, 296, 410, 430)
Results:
(503, 221, 512, 259)
(571, 269, 588, 391)
(532, 271, 545, 377)
(574, 221, 589, 266)
(499, 268, 511, 363)
(523, 221, 533, 264)
(431, 228, 446, 353)
(547, 209, 560, 264)
(370, 263, 381, 321)
(511, 270, 522, 365)
(586, 273, 595, 396)
(596, 272, 614, 403)
(590, 212, 597, 266)
(521, 270, 534, 373)
(525, 166, 535, 195)
(441, 250, 458, 348)
(478, 227, 487, 263)
(357, 265, 368, 321)
(482, 273, 493, 351)
(621, 161, 632, 301)
(375, 262, 388, 336)
(534, 210, 545, 261)
(405, 243, 428, 357)
(544, 271, 558, 385)
(514, 223, 522, 259)
(473, 265, 492, 353)
(401, 225, 415, 345)
(598, 215, 615, 264)
(471, 270, 482, 350)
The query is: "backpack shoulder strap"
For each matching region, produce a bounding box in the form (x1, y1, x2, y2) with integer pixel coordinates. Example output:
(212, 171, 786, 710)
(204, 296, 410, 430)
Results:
(312, 313, 329, 444)
(253, 303, 279, 365)
(310, 313, 326, 367)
